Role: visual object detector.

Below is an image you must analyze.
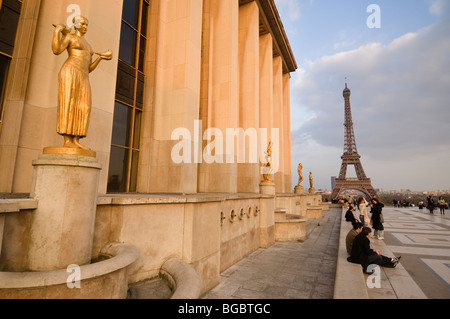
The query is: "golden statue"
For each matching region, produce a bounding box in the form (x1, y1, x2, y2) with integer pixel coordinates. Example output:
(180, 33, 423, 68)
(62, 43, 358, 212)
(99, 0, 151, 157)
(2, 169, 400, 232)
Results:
(262, 141, 273, 183)
(309, 172, 314, 188)
(297, 163, 303, 186)
(45, 16, 112, 156)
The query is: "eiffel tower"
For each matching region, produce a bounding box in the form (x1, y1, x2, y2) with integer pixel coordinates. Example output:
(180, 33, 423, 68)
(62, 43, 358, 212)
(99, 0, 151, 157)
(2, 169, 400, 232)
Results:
(331, 80, 377, 201)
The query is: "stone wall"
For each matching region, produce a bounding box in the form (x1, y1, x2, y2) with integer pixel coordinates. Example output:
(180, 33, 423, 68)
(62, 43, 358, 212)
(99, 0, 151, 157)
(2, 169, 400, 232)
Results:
(91, 192, 320, 294)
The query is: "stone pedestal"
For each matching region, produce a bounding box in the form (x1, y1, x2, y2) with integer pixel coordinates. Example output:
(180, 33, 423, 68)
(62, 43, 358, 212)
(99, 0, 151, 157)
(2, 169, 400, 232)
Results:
(27, 154, 101, 271)
(309, 187, 316, 194)
(306, 206, 323, 220)
(294, 185, 304, 194)
(259, 181, 276, 195)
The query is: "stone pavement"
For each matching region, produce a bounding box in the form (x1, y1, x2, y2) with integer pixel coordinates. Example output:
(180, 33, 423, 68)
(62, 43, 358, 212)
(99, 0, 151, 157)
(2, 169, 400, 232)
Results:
(132, 205, 450, 300)
(376, 206, 450, 299)
(129, 207, 341, 299)
(202, 208, 341, 299)
(336, 205, 427, 299)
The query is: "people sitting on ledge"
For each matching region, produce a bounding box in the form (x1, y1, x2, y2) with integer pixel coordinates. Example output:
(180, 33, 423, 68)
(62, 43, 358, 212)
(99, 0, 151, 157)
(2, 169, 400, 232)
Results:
(345, 221, 363, 255)
(347, 227, 401, 274)
(345, 205, 358, 223)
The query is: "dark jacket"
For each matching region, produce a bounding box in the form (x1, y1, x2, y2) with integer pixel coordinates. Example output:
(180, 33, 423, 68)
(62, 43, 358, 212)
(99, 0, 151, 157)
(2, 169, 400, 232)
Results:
(348, 233, 375, 270)
(345, 208, 357, 222)
(345, 229, 358, 255)
(370, 202, 384, 230)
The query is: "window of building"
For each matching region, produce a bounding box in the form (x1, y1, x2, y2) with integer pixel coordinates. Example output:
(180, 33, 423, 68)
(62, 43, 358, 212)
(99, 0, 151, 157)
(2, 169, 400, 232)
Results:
(107, 0, 149, 193)
(0, 0, 23, 133)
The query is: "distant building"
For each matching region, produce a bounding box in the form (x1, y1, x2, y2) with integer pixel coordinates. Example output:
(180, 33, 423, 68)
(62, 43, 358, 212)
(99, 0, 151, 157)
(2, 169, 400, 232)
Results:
(331, 176, 336, 190)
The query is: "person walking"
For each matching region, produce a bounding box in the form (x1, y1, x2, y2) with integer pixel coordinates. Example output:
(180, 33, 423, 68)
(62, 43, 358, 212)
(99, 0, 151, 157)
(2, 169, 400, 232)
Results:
(357, 197, 370, 226)
(426, 196, 436, 214)
(438, 196, 446, 215)
(370, 198, 385, 239)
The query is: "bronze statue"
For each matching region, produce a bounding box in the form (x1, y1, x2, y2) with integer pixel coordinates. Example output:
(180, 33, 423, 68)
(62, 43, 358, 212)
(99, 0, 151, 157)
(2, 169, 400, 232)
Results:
(51, 16, 112, 152)
(262, 141, 273, 183)
(309, 172, 314, 188)
(297, 163, 303, 186)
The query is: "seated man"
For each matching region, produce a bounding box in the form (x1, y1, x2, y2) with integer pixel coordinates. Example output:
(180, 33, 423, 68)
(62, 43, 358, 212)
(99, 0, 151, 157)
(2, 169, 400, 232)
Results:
(345, 221, 363, 255)
(348, 227, 401, 274)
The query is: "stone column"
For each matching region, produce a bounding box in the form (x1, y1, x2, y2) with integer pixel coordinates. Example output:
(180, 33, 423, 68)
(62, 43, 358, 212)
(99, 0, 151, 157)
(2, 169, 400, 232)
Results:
(273, 56, 284, 193)
(259, 33, 274, 184)
(237, 1, 260, 193)
(198, 0, 239, 193)
(139, 0, 203, 194)
(283, 73, 293, 192)
(27, 154, 101, 271)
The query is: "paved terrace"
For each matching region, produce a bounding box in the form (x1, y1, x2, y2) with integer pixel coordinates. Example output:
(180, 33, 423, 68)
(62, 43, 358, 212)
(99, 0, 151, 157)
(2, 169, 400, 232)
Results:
(133, 206, 450, 299)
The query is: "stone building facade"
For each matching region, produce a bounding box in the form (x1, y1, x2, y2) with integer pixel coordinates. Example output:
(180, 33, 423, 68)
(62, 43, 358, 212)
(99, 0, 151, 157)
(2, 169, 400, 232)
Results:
(0, 0, 326, 298)
(0, 0, 296, 195)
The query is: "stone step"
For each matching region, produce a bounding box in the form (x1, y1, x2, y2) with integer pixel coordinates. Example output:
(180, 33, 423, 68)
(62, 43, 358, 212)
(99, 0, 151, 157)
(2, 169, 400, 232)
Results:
(274, 208, 288, 219)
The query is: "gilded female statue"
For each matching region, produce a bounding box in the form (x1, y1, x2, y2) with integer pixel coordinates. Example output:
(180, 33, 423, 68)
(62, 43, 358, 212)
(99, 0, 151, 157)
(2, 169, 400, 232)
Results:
(297, 163, 303, 186)
(262, 141, 273, 182)
(52, 16, 112, 151)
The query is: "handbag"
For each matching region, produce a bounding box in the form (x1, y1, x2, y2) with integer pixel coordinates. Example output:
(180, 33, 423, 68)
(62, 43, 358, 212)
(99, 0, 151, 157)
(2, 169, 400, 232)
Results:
(380, 213, 384, 223)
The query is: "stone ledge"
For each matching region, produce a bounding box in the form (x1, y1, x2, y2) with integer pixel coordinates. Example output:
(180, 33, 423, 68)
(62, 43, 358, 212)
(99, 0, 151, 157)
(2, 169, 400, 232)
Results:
(32, 153, 102, 169)
(0, 198, 39, 214)
(97, 193, 272, 206)
(333, 207, 369, 299)
(160, 258, 201, 299)
(306, 206, 323, 219)
(0, 243, 138, 289)
(274, 216, 307, 242)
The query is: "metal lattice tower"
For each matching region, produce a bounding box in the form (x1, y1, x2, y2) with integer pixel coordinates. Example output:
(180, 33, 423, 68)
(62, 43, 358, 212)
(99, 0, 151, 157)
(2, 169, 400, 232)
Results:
(343, 82, 358, 156)
(331, 81, 377, 201)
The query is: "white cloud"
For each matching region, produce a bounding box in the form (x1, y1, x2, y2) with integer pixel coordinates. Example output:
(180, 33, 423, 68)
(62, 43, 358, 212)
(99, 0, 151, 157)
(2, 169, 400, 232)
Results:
(429, 0, 449, 16)
(290, 18, 450, 190)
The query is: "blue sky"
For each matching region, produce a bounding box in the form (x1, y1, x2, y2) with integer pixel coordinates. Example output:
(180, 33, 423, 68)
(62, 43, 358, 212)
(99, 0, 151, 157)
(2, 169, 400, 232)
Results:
(274, 0, 450, 191)
(279, 0, 440, 62)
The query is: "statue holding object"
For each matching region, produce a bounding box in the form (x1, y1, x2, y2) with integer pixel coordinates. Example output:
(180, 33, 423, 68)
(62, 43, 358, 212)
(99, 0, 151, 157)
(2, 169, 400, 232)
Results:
(262, 141, 274, 183)
(44, 16, 112, 157)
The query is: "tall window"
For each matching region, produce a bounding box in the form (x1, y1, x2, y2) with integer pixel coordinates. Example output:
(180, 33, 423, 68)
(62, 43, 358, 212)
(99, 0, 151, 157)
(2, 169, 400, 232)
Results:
(108, 0, 149, 193)
(0, 0, 23, 133)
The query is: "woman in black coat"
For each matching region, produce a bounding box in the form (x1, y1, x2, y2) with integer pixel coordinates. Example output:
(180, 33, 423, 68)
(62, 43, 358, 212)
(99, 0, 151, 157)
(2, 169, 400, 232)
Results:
(370, 198, 384, 239)
(349, 227, 400, 274)
(345, 205, 358, 223)
(426, 196, 436, 214)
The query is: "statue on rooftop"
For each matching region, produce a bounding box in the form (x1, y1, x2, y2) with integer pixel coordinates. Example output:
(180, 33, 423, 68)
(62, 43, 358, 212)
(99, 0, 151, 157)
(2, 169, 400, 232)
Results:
(297, 163, 303, 186)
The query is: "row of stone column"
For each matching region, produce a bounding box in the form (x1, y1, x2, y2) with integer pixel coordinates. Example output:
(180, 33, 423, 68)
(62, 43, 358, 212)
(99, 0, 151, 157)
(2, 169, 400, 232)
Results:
(138, 0, 292, 194)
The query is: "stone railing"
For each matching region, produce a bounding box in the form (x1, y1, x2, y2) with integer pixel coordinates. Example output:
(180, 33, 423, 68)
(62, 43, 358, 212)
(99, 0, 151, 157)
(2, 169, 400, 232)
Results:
(0, 197, 38, 257)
